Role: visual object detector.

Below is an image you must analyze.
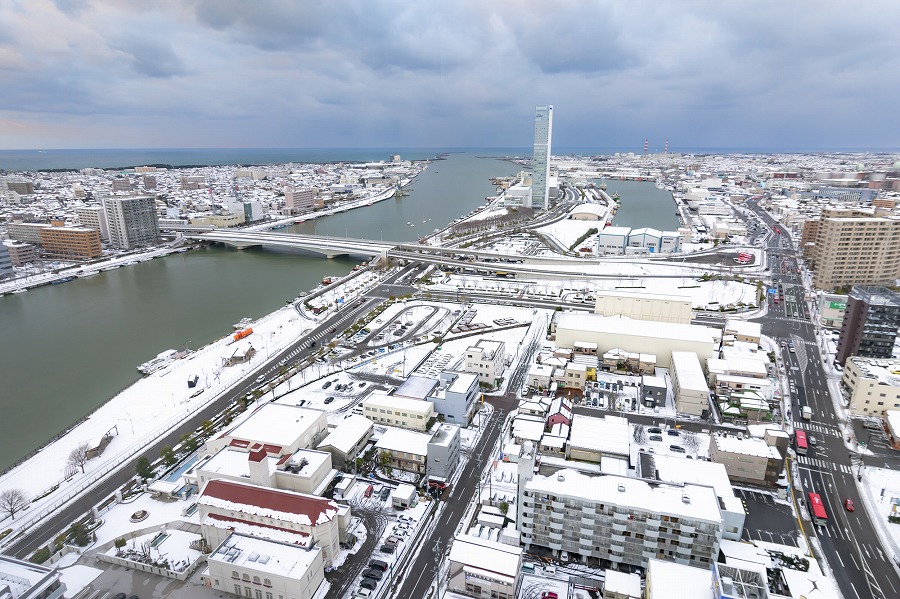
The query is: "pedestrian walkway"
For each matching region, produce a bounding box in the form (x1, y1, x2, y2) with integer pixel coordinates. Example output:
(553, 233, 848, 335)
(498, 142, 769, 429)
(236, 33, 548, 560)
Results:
(797, 454, 853, 474)
(794, 420, 841, 438)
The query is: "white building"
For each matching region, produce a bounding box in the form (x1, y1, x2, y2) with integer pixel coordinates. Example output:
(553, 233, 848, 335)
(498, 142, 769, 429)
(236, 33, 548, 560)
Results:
(465, 339, 506, 385)
(206, 533, 324, 599)
(841, 357, 900, 417)
(0, 555, 65, 599)
(532, 105, 553, 210)
(645, 558, 713, 599)
(566, 414, 631, 462)
(671, 351, 710, 417)
(516, 456, 723, 569)
(191, 446, 334, 496)
(499, 183, 533, 208)
(198, 479, 349, 568)
(447, 533, 523, 599)
(362, 392, 433, 431)
(375, 427, 432, 474)
(315, 414, 373, 469)
(204, 403, 329, 456)
(594, 289, 693, 325)
(75, 205, 110, 241)
(554, 313, 721, 368)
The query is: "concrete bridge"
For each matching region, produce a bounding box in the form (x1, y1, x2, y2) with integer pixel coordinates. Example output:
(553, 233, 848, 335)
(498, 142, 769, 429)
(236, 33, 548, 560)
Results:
(185, 229, 397, 259)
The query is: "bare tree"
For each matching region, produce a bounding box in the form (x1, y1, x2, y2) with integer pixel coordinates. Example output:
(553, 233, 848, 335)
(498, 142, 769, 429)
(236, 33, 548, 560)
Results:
(683, 432, 700, 453)
(67, 441, 91, 474)
(633, 424, 647, 445)
(0, 489, 28, 520)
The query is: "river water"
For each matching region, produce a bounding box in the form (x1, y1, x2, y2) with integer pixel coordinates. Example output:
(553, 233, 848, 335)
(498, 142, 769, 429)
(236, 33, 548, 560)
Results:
(603, 179, 680, 231)
(0, 152, 520, 470)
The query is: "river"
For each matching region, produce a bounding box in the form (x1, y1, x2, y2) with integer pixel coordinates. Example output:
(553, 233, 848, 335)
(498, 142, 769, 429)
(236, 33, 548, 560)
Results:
(0, 152, 519, 471)
(603, 179, 680, 231)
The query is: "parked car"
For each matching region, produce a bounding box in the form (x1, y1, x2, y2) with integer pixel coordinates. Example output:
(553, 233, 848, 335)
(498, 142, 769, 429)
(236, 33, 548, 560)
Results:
(324, 396, 334, 404)
(649, 435, 663, 442)
(363, 568, 383, 581)
(322, 381, 332, 389)
(364, 484, 374, 498)
(666, 429, 680, 437)
(648, 427, 662, 434)
(560, 551, 569, 562)
(380, 487, 391, 501)
(670, 445, 686, 453)
(845, 499, 855, 512)
(368, 559, 388, 572)
(359, 578, 378, 590)
(379, 543, 395, 554)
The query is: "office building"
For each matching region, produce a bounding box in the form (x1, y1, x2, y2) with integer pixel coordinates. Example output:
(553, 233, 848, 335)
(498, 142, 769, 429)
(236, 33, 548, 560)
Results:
(206, 533, 324, 599)
(836, 286, 900, 365)
(103, 195, 160, 249)
(362, 392, 433, 431)
(284, 187, 317, 213)
(465, 340, 506, 384)
(841, 357, 900, 417)
(4, 242, 36, 267)
(516, 450, 723, 569)
(805, 207, 900, 290)
(38, 226, 102, 260)
(426, 423, 460, 480)
(315, 414, 373, 469)
(708, 433, 783, 487)
(532, 105, 553, 210)
(427, 371, 480, 424)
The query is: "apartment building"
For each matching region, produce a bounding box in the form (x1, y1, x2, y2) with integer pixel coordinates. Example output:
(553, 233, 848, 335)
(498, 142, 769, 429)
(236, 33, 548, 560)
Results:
(4, 241, 36, 266)
(516, 458, 722, 571)
(206, 533, 324, 599)
(362, 392, 433, 431)
(6, 222, 52, 244)
(38, 226, 102, 259)
(836, 286, 900, 366)
(103, 195, 160, 249)
(284, 187, 317, 213)
(841, 357, 900, 417)
(465, 340, 506, 384)
(75, 205, 110, 241)
(805, 207, 900, 290)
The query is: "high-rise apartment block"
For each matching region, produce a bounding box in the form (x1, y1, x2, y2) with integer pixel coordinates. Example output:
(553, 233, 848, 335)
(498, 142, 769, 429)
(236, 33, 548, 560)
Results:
(836, 286, 900, 366)
(103, 195, 160, 250)
(285, 187, 317, 213)
(805, 207, 900, 290)
(532, 105, 553, 210)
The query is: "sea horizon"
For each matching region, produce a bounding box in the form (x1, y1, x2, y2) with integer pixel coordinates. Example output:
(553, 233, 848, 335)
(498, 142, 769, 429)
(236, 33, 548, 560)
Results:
(2, 145, 898, 172)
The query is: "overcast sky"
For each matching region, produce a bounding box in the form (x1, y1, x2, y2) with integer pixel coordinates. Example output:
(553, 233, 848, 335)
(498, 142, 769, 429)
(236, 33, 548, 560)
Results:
(1, 0, 899, 151)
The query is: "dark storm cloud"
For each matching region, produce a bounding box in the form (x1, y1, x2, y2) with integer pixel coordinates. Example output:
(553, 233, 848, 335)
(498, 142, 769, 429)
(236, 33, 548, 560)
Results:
(1, 0, 899, 149)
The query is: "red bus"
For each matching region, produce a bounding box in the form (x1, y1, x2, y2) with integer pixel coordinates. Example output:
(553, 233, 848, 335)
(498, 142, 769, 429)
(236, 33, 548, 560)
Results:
(808, 492, 827, 525)
(795, 430, 808, 455)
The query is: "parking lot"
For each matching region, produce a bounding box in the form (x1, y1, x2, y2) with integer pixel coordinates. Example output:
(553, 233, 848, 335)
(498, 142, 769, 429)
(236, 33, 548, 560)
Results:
(737, 488, 798, 547)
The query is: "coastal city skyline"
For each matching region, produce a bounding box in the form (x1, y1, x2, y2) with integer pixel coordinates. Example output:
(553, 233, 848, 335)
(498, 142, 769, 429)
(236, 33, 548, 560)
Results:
(2, 1, 899, 151)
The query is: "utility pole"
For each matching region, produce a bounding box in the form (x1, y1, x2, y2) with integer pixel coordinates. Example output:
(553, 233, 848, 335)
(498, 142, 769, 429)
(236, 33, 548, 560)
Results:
(433, 538, 442, 598)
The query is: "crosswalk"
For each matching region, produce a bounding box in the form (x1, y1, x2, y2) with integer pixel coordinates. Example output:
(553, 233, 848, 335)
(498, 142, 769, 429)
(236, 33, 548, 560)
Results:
(797, 455, 853, 473)
(794, 421, 841, 438)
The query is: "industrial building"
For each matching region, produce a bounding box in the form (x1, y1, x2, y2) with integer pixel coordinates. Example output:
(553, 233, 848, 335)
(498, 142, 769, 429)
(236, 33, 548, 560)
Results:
(593, 290, 693, 324)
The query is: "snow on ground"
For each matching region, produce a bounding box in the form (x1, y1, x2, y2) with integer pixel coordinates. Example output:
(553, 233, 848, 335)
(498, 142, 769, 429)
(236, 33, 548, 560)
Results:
(439, 273, 757, 310)
(94, 493, 199, 547)
(108, 528, 203, 573)
(751, 540, 841, 599)
(58, 564, 103, 597)
(536, 219, 600, 248)
(859, 467, 900, 564)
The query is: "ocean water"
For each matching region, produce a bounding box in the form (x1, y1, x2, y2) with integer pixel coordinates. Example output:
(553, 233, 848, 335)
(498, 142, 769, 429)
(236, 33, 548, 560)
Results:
(4, 145, 887, 173)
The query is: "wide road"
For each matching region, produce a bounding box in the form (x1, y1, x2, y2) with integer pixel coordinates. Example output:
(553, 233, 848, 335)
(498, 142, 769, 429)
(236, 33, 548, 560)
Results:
(747, 198, 900, 599)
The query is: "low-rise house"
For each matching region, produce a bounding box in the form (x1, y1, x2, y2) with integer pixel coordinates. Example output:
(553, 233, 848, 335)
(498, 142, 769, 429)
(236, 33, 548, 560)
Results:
(447, 534, 523, 599)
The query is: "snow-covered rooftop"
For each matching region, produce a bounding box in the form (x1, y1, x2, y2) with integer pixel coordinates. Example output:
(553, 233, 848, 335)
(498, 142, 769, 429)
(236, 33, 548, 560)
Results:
(557, 313, 721, 344)
(525, 469, 721, 523)
(224, 403, 325, 449)
(317, 414, 373, 455)
(713, 434, 781, 459)
(568, 414, 631, 457)
(375, 427, 432, 457)
(199, 479, 340, 527)
(448, 533, 522, 580)
(209, 532, 321, 578)
(671, 351, 709, 392)
(646, 557, 714, 598)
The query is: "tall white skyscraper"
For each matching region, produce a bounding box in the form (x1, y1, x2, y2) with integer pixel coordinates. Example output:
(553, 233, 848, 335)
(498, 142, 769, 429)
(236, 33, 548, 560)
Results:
(532, 105, 553, 210)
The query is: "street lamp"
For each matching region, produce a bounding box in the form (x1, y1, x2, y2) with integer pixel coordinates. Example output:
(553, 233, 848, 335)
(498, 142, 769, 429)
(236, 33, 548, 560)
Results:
(856, 430, 872, 481)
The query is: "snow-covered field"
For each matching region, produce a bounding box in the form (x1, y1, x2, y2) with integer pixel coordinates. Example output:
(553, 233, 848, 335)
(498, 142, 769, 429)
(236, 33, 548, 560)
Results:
(536, 219, 600, 248)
